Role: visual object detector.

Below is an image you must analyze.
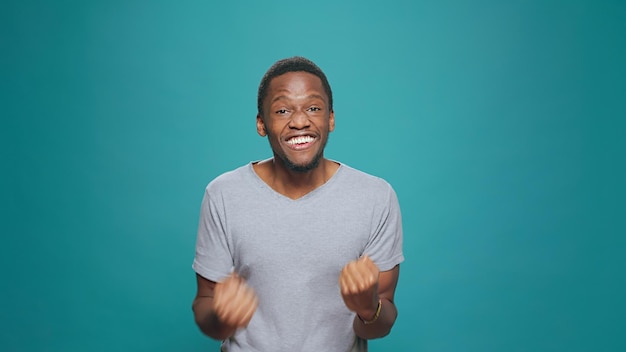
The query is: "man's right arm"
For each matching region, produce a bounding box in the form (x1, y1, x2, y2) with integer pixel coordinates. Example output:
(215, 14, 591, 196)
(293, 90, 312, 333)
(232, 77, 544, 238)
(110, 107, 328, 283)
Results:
(192, 273, 258, 340)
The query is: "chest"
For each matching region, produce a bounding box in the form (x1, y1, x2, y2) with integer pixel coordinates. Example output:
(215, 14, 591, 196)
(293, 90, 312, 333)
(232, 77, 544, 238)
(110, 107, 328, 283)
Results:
(223, 196, 374, 281)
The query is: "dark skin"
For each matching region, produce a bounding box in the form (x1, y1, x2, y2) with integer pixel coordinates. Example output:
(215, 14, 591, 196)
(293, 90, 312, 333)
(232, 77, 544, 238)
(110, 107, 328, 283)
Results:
(192, 71, 400, 340)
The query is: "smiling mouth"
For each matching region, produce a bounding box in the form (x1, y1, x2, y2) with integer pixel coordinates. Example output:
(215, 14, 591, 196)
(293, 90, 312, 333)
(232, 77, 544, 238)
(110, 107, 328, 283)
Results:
(286, 135, 316, 146)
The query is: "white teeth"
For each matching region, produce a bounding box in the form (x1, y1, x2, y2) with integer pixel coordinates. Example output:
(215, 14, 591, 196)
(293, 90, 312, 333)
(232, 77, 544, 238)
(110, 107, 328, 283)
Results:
(287, 136, 314, 145)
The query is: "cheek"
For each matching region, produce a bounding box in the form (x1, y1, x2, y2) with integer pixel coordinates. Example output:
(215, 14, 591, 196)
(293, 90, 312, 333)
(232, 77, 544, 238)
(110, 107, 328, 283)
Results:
(268, 121, 291, 136)
(265, 128, 282, 145)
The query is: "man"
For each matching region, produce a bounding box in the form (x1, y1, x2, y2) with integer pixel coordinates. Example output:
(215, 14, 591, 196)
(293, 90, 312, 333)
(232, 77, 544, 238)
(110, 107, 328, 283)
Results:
(192, 56, 404, 351)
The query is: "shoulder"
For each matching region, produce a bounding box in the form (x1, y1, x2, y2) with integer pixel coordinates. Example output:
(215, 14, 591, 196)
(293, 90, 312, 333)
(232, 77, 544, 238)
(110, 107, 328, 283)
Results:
(337, 164, 395, 192)
(204, 163, 255, 195)
(333, 163, 398, 203)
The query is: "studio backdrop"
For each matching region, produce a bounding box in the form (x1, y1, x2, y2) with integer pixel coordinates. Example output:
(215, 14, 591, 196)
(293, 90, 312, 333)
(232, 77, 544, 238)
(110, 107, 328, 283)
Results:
(2, 1, 624, 351)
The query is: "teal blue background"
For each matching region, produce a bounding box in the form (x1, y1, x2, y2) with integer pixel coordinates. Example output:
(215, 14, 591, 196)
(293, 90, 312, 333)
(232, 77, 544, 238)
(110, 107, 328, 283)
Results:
(2, 0, 625, 351)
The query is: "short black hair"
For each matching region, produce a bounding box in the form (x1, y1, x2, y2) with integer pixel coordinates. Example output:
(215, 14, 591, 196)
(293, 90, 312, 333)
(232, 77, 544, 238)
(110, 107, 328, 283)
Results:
(257, 56, 333, 116)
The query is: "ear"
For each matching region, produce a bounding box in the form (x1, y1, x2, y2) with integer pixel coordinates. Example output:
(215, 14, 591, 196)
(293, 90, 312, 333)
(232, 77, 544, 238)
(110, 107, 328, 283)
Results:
(329, 109, 335, 132)
(256, 114, 267, 137)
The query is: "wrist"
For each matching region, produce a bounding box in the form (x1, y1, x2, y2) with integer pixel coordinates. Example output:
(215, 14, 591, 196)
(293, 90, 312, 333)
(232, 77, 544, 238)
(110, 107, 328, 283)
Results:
(357, 299, 382, 324)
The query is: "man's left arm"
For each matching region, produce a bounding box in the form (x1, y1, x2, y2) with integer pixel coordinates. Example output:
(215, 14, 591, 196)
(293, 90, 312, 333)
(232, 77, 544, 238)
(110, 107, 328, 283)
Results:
(339, 257, 400, 339)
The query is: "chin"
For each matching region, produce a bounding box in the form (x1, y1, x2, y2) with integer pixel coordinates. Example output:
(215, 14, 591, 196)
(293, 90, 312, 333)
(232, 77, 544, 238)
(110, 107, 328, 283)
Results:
(285, 156, 321, 173)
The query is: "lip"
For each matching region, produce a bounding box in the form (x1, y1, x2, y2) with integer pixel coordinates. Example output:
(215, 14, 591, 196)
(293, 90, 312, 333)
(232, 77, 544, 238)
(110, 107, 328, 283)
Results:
(284, 133, 318, 150)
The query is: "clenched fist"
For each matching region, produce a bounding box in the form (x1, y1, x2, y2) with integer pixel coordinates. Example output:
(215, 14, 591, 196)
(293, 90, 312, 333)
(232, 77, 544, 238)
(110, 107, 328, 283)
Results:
(339, 256, 380, 320)
(213, 273, 258, 329)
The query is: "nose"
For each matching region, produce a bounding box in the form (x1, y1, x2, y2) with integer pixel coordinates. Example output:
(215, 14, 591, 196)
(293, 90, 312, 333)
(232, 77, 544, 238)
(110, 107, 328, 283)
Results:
(288, 110, 310, 129)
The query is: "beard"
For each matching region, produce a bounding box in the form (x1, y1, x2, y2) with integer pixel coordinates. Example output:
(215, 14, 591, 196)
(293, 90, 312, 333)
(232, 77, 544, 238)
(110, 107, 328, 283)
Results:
(283, 151, 323, 172)
(268, 131, 329, 173)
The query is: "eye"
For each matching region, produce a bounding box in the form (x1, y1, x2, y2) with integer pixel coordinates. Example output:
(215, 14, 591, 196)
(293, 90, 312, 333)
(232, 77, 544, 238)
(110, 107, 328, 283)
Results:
(307, 106, 322, 112)
(275, 109, 289, 114)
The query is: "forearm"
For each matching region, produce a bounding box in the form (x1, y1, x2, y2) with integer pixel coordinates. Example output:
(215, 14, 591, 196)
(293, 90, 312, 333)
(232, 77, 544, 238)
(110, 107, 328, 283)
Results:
(192, 297, 237, 340)
(352, 298, 397, 339)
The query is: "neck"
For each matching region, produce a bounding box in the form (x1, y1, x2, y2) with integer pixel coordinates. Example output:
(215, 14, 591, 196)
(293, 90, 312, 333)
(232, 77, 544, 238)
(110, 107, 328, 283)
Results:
(254, 158, 339, 200)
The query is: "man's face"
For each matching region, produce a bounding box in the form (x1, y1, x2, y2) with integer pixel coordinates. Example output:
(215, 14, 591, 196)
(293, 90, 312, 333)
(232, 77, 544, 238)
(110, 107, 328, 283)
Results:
(257, 71, 335, 172)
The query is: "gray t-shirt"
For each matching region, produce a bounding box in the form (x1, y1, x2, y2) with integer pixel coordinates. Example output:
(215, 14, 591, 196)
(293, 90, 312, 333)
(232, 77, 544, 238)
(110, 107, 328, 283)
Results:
(193, 162, 404, 352)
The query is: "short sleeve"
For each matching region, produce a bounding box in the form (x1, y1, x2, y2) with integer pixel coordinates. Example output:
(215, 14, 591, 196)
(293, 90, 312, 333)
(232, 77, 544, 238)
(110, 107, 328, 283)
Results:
(192, 187, 234, 282)
(363, 184, 404, 272)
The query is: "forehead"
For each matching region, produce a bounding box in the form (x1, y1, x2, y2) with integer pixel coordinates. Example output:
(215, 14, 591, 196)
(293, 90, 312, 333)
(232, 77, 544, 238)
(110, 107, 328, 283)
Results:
(266, 71, 326, 99)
